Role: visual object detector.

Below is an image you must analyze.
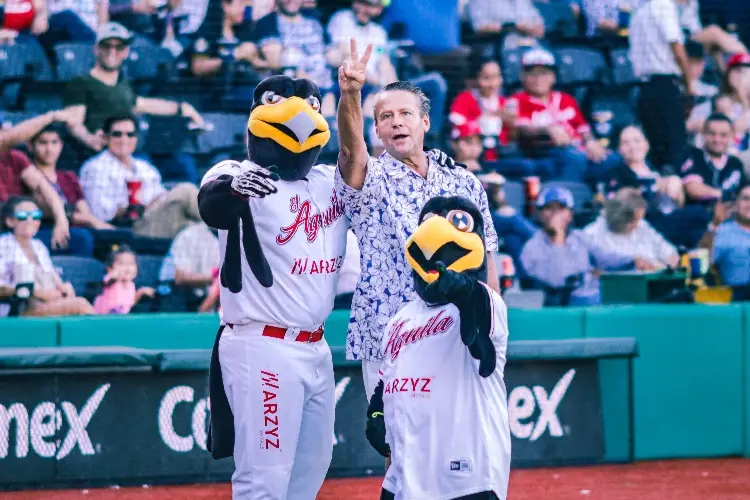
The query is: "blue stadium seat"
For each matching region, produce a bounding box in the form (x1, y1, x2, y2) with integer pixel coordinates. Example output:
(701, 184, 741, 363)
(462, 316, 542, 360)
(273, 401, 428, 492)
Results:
(52, 256, 105, 298)
(0, 40, 54, 109)
(194, 112, 248, 156)
(124, 35, 175, 95)
(609, 48, 638, 87)
(135, 254, 164, 288)
(584, 87, 638, 145)
(503, 181, 526, 213)
(54, 43, 95, 82)
(0, 110, 38, 129)
(534, 2, 579, 39)
(501, 46, 534, 91)
(553, 47, 608, 87)
(540, 181, 593, 212)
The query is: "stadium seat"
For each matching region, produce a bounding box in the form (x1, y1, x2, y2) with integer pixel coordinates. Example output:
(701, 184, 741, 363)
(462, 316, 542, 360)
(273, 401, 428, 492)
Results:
(193, 112, 248, 157)
(534, 2, 579, 40)
(540, 181, 593, 212)
(503, 181, 526, 213)
(54, 43, 95, 82)
(135, 254, 164, 288)
(0, 110, 38, 129)
(501, 46, 534, 91)
(52, 256, 105, 299)
(553, 47, 608, 87)
(609, 48, 638, 87)
(124, 35, 175, 94)
(0, 40, 54, 109)
(583, 87, 638, 146)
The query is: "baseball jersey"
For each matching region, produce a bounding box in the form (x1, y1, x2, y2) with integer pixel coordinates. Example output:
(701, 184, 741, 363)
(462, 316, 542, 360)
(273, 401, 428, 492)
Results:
(378, 283, 511, 500)
(201, 160, 349, 329)
(510, 90, 590, 146)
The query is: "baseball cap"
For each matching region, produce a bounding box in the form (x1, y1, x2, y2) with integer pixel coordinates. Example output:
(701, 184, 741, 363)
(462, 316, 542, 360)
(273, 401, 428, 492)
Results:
(726, 52, 750, 71)
(96, 22, 132, 45)
(536, 186, 574, 209)
(450, 120, 481, 140)
(522, 48, 556, 69)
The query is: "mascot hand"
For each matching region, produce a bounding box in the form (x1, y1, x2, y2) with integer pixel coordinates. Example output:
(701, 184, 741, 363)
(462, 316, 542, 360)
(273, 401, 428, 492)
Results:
(425, 262, 476, 305)
(230, 165, 280, 199)
(425, 147, 467, 170)
(365, 380, 391, 458)
(468, 335, 498, 378)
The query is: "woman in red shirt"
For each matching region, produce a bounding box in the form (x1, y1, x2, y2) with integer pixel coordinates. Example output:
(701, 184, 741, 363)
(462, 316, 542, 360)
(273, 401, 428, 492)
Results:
(1, 0, 48, 39)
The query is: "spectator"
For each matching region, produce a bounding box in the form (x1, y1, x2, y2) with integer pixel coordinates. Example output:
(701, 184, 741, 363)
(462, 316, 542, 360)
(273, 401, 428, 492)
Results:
(479, 172, 535, 279)
(520, 186, 631, 306)
(0, 111, 96, 257)
(326, 0, 449, 131)
(79, 113, 201, 239)
(253, 0, 336, 116)
(0, 0, 49, 43)
(584, 187, 680, 269)
(467, 0, 545, 51)
(29, 124, 114, 231)
(685, 40, 719, 100)
(678, 0, 747, 67)
(712, 183, 750, 286)
(629, 0, 691, 172)
(93, 245, 154, 314)
(681, 113, 748, 206)
(379, 0, 462, 56)
(0, 196, 94, 317)
(610, 125, 711, 248)
(449, 120, 483, 173)
(450, 57, 537, 177)
(511, 49, 620, 181)
(581, 0, 638, 38)
(159, 221, 220, 304)
(40, 0, 107, 46)
(61, 22, 204, 183)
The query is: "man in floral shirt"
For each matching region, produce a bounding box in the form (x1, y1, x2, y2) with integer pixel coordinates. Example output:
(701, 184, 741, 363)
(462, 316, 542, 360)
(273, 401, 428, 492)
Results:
(335, 40, 500, 400)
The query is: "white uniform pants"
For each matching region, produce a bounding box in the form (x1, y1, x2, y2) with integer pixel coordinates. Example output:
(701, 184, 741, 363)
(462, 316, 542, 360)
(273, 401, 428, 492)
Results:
(219, 322, 335, 500)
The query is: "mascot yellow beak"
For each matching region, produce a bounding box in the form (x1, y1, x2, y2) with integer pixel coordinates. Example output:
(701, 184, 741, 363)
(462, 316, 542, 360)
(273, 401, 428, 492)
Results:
(405, 215, 485, 284)
(248, 96, 331, 154)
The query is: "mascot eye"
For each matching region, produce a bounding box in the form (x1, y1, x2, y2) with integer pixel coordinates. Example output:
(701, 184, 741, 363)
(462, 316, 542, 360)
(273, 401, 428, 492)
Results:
(446, 210, 474, 232)
(306, 96, 321, 111)
(261, 91, 286, 105)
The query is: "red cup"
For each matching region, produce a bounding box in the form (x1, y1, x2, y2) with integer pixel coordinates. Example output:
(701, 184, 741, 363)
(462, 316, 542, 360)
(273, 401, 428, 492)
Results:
(524, 176, 540, 217)
(126, 179, 143, 206)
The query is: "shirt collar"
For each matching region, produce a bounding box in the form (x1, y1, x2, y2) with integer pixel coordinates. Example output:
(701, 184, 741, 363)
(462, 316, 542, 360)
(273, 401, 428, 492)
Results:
(379, 150, 444, 180)
(703, 150, 729, 170)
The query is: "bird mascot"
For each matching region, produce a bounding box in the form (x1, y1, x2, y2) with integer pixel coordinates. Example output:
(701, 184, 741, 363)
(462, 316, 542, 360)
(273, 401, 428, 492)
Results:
(198, 75, 347, 500)
(365, 196, 512, 500)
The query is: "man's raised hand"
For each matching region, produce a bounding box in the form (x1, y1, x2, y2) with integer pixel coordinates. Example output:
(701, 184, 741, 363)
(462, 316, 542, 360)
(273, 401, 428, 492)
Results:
(338, 38, 373, 93)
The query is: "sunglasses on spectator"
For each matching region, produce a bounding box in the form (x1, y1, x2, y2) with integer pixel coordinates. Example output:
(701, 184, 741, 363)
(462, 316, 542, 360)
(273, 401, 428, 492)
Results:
(14, 209, 43, 221)
(109, 131, 137, 138)
(99, 42, 127, 52)
(738, 195, 750, 202)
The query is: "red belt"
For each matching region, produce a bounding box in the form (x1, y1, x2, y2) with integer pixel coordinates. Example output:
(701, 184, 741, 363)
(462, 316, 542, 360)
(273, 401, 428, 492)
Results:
(262, 325, 324, 343)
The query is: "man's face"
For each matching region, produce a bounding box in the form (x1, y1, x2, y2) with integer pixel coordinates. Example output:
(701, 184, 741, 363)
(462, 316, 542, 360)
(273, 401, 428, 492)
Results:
(451, 135, 482, 163)
(223, 0, 248, 24)
(107, 119, 139, 158)
(278, 0, 303, 14)
(736, 186, 750, 225)
(522, 66, 555, 96)
(353, 0, 382, 23)
(31, 131, 63, 167)
(374, 90, 429, 159)
(477, 61, 502, 97)
(703, 119, 733, 156)
(96, 38, 129, 72)
(538, 202, 571, 229)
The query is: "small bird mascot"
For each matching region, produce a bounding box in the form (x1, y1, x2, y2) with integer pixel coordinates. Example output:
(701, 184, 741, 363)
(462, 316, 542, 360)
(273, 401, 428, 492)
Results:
(365, 195, 512, 500)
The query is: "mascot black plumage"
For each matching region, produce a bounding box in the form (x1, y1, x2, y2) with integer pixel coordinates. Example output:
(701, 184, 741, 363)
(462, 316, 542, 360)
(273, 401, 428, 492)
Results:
(365, 196, 511, 500)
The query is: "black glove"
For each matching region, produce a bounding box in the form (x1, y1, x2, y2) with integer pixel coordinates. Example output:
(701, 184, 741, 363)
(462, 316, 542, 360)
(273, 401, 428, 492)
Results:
(230, 164, 280, 199)
(424, 147, 466, 169)
(365, 380, 391, 458)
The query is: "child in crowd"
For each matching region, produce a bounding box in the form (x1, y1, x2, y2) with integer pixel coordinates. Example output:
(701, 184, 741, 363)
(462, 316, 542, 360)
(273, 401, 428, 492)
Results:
(93, 246, 155, 315)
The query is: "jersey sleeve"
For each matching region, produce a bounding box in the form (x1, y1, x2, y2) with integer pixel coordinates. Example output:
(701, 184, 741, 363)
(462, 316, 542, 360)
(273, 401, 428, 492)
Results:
(679, 154, 703, 185)
(483, 284, 509, 350)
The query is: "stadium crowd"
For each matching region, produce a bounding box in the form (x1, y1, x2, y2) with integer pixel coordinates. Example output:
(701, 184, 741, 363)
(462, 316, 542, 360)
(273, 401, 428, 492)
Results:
(0, 0, 749, 317)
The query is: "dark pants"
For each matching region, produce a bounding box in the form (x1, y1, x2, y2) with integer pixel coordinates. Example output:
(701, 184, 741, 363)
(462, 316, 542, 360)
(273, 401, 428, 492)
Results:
(647, 205, 712, 250)
(38, 10, 96, 48)
(638, 75, 688, 172)
(36, 227, 95, 258)
(381, 490, 498, 500)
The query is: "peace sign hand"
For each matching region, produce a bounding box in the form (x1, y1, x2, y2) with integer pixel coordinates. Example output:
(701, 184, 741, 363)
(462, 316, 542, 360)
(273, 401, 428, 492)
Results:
(338, 38, 373, 94)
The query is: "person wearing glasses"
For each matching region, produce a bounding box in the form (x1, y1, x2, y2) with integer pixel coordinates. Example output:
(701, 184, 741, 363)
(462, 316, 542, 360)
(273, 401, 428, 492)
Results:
(0, 196, 95, 317)
(79, 113, 201, 239)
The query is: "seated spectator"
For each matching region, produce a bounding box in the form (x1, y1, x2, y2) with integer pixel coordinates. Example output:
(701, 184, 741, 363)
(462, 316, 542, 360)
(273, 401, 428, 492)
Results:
(93, 245, 155, 314)
(678, 0, 748, 67)
(687, 53, 750, 152)
(159, 221, 220, 306)
(253, 0, 336, 116)
(79, 114, 201, 239)
(685, 40, 719, 100)
(611, 125, 711, 248)
(584, 188, 680, 270)
(379, 0, 462, 56)
(0, 196, 94, 317)
(479, 172, 535, 279)
(334, 230, 361, 309)
(1, 111, 95, 257)
(39, 0, 106, 47)
(30, 124, 114, 231)
(681, 113, 748, 206)
(712, 183, 750, 286)
(326, 0, 449, 131)
(0, 0, 48, 43)
(450, 121, 483, 173)
(467, 0, 545, 51)
(61, 22, 204, 183)
(511, 49, 620, 182)
(520, 187, 631, 306)
(581, 0, 635, 38)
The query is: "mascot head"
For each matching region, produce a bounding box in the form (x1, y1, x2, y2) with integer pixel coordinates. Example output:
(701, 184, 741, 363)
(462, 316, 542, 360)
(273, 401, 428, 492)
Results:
(247, 75, 331, 181)
(406, 196, 487, 304)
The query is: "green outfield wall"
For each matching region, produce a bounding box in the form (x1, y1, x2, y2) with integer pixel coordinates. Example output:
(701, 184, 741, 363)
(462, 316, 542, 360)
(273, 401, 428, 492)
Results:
(1, 303, 749, 461)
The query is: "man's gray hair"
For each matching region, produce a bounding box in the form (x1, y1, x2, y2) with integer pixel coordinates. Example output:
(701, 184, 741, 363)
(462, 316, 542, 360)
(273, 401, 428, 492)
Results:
(604, 188, 648, 234)
(375, 81, 431, 117)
